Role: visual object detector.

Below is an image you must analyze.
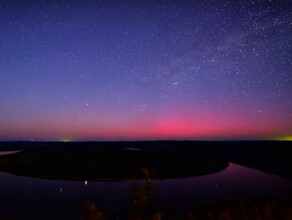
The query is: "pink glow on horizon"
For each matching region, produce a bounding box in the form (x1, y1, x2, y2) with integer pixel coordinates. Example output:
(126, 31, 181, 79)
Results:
(0, 104, 290, 141)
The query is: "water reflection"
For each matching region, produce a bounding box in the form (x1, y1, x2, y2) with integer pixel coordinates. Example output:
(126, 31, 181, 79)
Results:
(75, 164, 292, 219)
(0, 150, 22, 156)
(79, 169, 159, 220)
(0, 163, 291, 219)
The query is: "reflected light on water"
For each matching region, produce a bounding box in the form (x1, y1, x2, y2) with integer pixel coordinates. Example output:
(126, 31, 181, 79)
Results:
(0, 163, 291, 219)
(0, 150, 23, 156)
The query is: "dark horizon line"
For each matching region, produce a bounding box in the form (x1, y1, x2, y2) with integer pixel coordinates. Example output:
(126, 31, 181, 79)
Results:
(0, 139, 284, 143)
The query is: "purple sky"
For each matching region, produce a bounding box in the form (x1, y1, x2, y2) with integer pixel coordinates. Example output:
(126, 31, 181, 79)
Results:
(0, 0, 291, 141)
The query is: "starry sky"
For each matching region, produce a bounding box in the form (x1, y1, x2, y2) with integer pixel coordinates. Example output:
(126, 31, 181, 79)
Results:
(0, 0, 291, 141)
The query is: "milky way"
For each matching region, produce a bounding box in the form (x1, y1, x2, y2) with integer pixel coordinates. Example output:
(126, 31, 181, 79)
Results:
(0, 0, 291, 140)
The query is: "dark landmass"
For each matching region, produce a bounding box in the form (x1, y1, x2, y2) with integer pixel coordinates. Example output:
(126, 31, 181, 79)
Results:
(0, 141, 291, 181)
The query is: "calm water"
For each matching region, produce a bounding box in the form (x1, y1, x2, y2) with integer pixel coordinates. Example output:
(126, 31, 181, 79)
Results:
(0, 163, 291, 219)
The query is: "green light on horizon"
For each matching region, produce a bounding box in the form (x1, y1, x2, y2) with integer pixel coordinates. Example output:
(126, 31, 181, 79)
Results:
(275, 136, 292, 141)
(61, 139, 72, 142)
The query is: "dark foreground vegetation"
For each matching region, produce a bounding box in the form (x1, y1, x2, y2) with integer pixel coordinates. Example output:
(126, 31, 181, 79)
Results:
(78, 197, 292, 220)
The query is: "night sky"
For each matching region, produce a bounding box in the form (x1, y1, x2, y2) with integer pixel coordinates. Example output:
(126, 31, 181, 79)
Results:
(0, 0, 291, 141)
